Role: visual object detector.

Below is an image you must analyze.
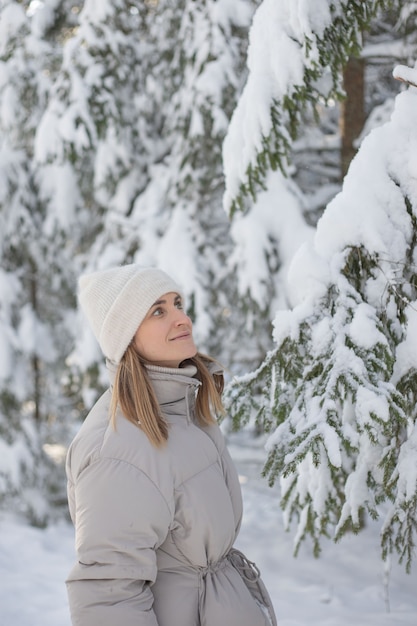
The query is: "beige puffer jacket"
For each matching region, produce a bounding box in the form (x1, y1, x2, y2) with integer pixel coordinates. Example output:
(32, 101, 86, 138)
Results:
(66, 362, 276, 626)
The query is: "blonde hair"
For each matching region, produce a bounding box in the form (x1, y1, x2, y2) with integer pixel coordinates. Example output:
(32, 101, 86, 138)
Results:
(109, 344, 225, 446)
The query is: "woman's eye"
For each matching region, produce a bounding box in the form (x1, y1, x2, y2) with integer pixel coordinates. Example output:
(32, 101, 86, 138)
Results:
(152, 307, 164, 316)
(175, 300, 183, 309)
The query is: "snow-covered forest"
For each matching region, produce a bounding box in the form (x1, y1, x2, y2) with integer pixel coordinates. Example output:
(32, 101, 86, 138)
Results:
(1, 0, 417, 615)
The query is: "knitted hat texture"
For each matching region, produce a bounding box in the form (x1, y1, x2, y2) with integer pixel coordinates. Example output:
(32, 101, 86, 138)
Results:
(78, 265, 183, 363)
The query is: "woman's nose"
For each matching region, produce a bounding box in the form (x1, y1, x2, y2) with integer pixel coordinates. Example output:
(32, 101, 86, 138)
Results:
(173, 309, 190, 325)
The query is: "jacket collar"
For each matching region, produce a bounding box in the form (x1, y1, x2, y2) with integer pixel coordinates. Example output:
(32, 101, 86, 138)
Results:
(145, 363, 200, 409)
(106, 359, 201, 421)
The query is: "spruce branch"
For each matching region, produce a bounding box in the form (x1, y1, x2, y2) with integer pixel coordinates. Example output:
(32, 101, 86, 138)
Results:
(228, 0, 392, 214)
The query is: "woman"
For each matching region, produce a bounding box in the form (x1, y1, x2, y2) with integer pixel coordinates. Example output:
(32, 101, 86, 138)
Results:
(66, 264, 277, 626)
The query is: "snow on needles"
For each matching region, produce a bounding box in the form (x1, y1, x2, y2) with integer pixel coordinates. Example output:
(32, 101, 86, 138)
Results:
(260, 66, 417, 558)
(222, 0, 332, 212)
(280, 71, 417, 336)
(228, 170, 314, 308)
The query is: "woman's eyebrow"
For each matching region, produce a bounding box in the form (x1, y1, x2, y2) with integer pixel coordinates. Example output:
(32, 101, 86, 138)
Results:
(151, 298, 166, 307)
(151, 294, 181, 307)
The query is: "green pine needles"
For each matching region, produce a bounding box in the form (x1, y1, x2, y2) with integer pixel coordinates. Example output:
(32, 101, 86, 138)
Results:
(228, 0, 393, 216)
(226, 242, 417, 571)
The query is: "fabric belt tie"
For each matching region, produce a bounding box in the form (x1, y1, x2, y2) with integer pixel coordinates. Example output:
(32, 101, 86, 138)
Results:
(198, 554, 227, 582)
(227, 547, 261, 582)
(197, 548, 277, 626)
(198, 547, 258, 579)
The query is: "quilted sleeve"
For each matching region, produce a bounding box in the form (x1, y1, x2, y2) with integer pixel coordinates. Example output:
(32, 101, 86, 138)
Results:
(66, 456, 172, 626)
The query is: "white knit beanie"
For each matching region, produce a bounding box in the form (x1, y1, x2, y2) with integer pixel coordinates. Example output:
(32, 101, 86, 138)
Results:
(78, 264, 183, 363)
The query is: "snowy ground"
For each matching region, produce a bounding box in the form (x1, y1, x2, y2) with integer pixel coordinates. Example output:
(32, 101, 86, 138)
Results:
(0, 432, 416, 626)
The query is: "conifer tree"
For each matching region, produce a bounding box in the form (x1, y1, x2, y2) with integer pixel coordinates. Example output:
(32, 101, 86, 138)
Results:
(0, 0, 78, 522)
(226, 64, 417, 570)
(220, 2, 407, 365)
(223, 0, 393, 216)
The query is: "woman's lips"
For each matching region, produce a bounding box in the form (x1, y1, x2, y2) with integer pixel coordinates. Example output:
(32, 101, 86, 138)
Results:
(170, 332, 192, 341)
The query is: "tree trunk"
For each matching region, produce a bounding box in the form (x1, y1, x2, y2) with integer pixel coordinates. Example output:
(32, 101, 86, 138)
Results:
(340, 56, 365, 179)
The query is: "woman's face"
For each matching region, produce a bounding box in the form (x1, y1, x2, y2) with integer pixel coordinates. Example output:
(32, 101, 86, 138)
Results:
(133, 292, 197, 368)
